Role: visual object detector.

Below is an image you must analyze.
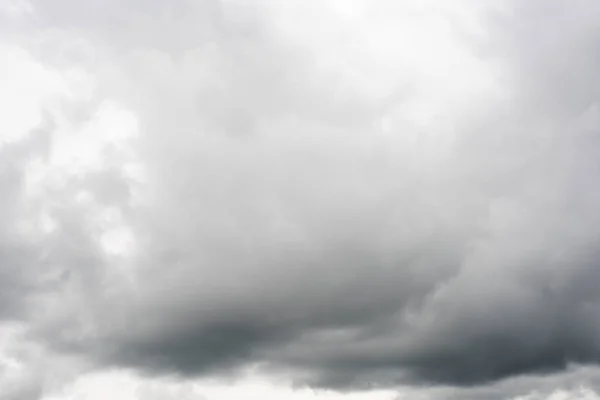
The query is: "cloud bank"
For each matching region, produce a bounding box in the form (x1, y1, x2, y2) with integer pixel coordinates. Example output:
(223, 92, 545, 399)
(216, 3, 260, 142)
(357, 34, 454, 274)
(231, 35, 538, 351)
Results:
(2, 0, 600, 398)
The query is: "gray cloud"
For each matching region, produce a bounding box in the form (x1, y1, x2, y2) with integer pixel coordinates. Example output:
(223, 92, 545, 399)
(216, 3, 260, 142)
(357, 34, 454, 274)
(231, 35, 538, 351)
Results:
(0, 377, 42, 400)
(409, 365, 600, 400)
(2, 0, 600, 398)
(0, 118, 54, 320)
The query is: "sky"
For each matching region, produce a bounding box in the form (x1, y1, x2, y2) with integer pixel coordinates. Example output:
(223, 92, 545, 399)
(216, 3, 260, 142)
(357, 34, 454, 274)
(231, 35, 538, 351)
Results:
(1, 0, 600, 399)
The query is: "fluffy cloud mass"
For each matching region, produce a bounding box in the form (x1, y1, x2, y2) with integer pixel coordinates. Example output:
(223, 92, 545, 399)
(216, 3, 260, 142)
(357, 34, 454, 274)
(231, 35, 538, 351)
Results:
(2, 0, 600, 399)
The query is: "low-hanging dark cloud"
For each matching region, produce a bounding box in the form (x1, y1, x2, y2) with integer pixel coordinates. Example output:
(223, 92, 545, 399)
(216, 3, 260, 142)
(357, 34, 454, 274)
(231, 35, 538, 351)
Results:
(2, 1, 600, 398)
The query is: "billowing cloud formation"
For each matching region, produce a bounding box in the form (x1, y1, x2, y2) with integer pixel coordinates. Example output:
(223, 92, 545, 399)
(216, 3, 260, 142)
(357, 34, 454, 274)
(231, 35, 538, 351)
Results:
(2, 0, 600, 398)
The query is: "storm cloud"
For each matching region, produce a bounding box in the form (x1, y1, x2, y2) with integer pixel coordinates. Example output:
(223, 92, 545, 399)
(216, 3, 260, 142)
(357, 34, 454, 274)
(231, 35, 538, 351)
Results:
(2, 0, 600, 398)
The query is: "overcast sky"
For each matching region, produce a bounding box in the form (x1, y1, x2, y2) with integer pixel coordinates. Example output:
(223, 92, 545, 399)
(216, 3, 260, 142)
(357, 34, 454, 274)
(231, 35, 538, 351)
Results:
(2, 0, 600, 399)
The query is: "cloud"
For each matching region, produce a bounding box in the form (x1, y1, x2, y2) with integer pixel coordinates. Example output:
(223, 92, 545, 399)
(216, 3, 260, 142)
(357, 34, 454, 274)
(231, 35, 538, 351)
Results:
(0, 120, 54, 321)
(2, 0, 600, 398)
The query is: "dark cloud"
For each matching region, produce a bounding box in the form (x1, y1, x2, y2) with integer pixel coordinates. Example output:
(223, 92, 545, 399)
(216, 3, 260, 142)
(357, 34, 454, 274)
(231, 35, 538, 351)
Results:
(2, 1, 600, 399)
(411, 365, 600, 400)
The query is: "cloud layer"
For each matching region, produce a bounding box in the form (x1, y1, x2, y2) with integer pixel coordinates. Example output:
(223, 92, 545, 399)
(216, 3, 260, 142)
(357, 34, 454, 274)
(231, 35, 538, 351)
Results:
(2, 0, 600, 398)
